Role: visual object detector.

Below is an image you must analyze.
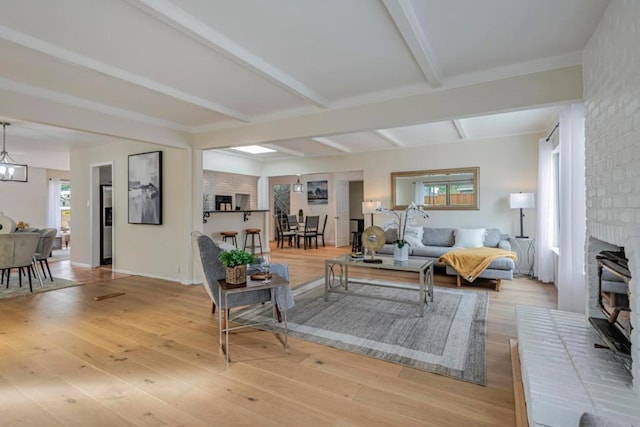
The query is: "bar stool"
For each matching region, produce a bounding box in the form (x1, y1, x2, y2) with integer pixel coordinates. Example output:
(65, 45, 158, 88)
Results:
(351, 231, 363, 253)
(243, 228, 263, 256)
(220, 231, 238, 248)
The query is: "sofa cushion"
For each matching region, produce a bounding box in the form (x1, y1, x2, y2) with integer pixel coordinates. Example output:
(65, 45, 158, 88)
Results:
(422, 227, 455, 247)
(484, 228, 501, 248)
(411, 246, 450, 258)
(486, 257, 515, 271)
(385, 228, 398, 244)
(453, 228, 486, 248)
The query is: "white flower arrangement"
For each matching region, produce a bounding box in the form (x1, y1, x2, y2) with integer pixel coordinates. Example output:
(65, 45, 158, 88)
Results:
(377, 202, 429, 248)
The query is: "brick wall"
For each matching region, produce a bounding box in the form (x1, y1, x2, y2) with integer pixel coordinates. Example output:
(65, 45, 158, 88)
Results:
(203, 170, 258, 211)
(583, 0, 640, 393)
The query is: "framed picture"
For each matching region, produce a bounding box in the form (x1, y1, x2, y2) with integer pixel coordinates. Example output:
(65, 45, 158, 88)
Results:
(307, 180, 328, 205)
(128, 151, 162, 225)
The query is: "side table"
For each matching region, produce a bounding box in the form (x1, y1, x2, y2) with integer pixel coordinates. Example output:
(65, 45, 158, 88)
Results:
(217, 274, 289, 364)
(511, 237, 535, 277)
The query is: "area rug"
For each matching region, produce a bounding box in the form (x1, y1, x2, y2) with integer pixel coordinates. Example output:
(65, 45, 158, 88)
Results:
(233, 277, 489, 385)
(0, 274, 80, 299)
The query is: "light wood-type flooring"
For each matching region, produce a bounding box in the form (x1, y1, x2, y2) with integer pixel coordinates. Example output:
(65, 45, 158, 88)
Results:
(0, 243, 557, 426)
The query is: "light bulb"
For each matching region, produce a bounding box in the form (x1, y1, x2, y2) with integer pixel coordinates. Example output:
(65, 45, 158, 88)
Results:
(0, 165, 5, 175)
(8, 167, 14, 177)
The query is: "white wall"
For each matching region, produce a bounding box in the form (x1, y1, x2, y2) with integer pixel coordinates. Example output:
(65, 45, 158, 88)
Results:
(0, 167, 48, 227)
(71, 140, 193, 283)
(263, 134, 539, 238)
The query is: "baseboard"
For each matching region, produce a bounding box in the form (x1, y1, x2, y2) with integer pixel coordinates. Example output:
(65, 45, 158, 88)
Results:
(510, 339, 529, 427)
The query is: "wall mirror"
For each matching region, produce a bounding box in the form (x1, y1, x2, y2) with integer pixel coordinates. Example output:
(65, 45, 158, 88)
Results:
(391, 167, 479, 210)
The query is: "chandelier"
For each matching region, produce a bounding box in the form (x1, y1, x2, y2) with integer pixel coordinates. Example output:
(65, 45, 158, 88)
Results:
(292, 175, 303, 192)
(0, 122, 28, 182)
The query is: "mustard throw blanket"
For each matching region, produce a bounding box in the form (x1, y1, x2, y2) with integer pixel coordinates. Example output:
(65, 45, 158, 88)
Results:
(438, 247, 517, 282)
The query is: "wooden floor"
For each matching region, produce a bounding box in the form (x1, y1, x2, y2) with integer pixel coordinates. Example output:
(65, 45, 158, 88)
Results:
(0, 243, 557, 426)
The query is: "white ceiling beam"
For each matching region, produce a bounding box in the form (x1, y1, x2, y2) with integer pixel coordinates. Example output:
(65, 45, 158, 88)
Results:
(452, 120, 467, 140)
(373, 130, 404, 147)
(312, 137, 351, 152)
(193, 66, 583, 149)
(382, 0, 441, 87)
(125, 0, 330, 108)
(263, 143, 305, 157)
(0, 25, 250, 122)
(0, 77, 186, 131)
(0, 86, 190, 148)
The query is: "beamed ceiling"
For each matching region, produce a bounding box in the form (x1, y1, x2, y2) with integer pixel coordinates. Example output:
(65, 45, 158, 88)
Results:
(0, 0, 609, 169)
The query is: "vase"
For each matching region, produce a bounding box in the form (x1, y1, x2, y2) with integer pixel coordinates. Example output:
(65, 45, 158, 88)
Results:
(393, 244, 409, 262)
(225, 265, 247, 285)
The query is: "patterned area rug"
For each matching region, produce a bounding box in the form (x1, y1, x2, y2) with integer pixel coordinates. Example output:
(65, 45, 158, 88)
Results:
(234, 277, 489, 385)
(0, 273, 80, 299)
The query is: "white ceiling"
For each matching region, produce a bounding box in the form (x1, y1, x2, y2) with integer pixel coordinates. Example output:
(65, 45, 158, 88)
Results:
(0, 0, 609, 169)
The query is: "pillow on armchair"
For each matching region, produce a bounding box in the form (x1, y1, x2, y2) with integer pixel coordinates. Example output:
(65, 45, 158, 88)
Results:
(453, 228, 486, 248)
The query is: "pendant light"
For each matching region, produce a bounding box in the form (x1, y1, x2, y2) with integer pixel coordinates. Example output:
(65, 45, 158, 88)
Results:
(0, 122, 28, 182)
(293, 175, 303, 192)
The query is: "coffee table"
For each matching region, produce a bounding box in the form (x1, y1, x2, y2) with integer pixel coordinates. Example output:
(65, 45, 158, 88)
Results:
(324, 254, 434, 316)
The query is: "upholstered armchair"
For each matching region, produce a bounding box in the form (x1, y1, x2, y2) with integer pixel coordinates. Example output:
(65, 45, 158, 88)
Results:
(34, 228, 58, 281)
(191, 232, 272, 315)
(0, 232, 41, 292)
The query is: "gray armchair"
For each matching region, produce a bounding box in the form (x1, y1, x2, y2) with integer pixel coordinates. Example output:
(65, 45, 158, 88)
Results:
(0, 232, 40, 292)
(191, 232, 272, 315)
(34, 228, 57, 281)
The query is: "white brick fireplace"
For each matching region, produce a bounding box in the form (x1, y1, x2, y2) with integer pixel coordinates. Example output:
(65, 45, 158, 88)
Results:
(583, 0, 640, 396)
(517, 2, 640, 425)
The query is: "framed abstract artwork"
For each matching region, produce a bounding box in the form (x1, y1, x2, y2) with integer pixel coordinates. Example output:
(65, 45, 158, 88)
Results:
(307, 180, 328, 205)
(128, 151, 162, 225)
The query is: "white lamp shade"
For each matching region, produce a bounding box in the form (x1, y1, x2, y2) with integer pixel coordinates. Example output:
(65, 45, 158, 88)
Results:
(362, 200, 381, 214)
(510, 192, 535, 209)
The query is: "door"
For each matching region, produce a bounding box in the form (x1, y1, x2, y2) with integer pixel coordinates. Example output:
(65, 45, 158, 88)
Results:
(334, 180, 350, 247)
(100, 185, 112, 265)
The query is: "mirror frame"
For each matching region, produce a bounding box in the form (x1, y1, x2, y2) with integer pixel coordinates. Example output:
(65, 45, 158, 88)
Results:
(391, 167, 479, 210)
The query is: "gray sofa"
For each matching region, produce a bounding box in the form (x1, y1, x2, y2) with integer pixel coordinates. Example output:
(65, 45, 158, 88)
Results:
(377, 227, 515, 287)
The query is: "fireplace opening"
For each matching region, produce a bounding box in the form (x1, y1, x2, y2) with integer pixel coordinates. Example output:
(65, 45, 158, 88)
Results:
(589, 249, 632, 359)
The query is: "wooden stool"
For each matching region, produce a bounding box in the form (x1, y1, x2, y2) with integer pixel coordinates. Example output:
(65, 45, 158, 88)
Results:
(220, 231, 238, 248)
(351, 231, 363, 253)
(243, 228, 263, 256)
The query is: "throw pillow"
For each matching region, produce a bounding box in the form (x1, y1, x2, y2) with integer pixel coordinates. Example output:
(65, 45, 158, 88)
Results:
(384, 228, 398, 244)
(404, 226, 424, 247)
(453, 228, 486, 248)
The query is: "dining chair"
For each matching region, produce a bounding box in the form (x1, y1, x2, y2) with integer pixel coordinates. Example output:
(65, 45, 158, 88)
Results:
(297, 215, 319, 249)
(276, 217, 296, 248)
(34, 228, 58, 281)
(316, 214, 328, 247)
(287, 215, 298, 231)
(0, 233, 41, 292)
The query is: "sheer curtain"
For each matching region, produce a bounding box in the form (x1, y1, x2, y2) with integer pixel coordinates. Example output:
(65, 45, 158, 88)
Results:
(47, 178, 61, 235)
(557, 103, 586, 313)
(535, 137, 556, 283)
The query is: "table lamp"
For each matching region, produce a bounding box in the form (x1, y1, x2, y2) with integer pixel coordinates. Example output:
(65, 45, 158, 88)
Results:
(362, 200, 381, 227)
(510, 192, 535, 238)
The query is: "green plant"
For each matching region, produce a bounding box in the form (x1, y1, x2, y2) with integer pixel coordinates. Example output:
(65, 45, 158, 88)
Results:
(218, 249, 256, 268)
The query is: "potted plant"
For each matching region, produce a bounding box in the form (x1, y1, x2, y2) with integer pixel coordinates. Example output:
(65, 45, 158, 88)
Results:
(218, 249, 256, 285)
(377, 202, 429, 262)
(298, 208, 304, 223)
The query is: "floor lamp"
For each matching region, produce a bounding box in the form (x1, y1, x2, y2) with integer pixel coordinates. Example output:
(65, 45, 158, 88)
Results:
(510, 192, 535, 238)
